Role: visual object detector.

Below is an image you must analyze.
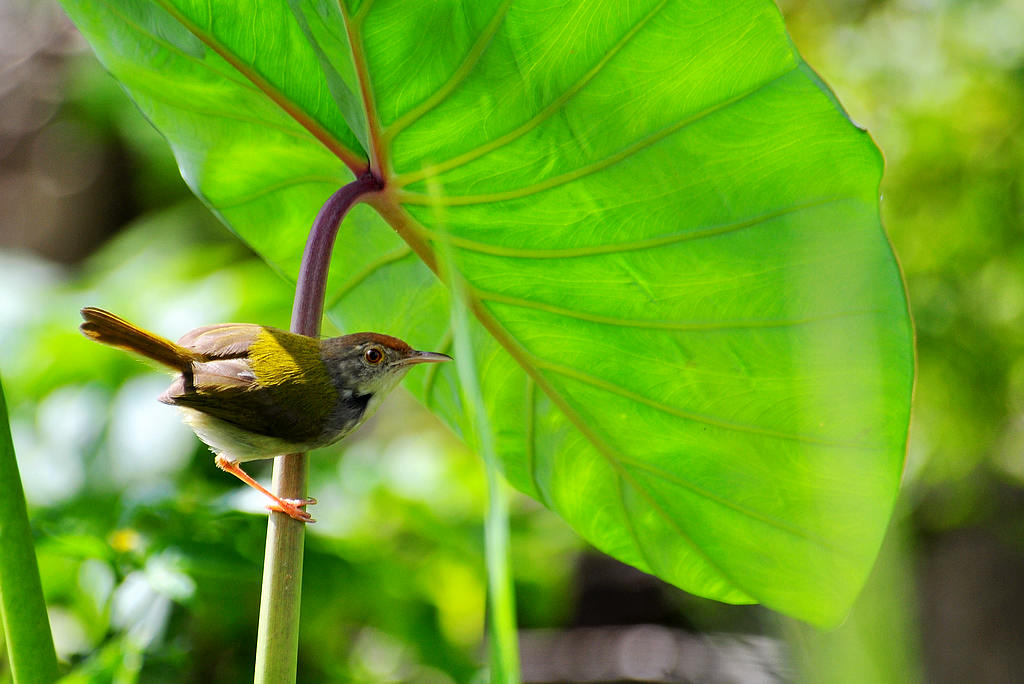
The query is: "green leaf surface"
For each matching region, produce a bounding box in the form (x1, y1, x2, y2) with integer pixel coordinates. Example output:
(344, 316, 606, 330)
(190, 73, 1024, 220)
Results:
(60, 0, 914, 625)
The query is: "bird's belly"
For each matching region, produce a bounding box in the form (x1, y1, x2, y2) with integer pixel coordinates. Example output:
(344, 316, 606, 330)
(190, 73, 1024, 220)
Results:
(179, 407, 327, 462)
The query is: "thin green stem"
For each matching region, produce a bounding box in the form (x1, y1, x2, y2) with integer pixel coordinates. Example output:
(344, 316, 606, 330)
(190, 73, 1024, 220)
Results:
(435, 207, 520, 682)
(452, 300, 520, 683)
(0, 376, 60, 683)
(482, 453, 518, 683)
(254, 174, 382, 684)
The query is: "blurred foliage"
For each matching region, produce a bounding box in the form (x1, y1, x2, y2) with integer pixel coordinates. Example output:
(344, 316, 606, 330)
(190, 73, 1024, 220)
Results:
(779, 0, 1024, 681)
(782, 0, 1024, 504)
(2, 0, 1023, 681)
(0, 200, 582, 681)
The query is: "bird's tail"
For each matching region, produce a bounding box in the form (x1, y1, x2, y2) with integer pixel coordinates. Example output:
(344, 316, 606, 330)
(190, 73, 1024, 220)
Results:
(80, 307, 200, 371)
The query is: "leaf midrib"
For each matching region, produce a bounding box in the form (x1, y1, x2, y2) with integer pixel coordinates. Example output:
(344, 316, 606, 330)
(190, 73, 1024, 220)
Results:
(339, 0, 385, 175)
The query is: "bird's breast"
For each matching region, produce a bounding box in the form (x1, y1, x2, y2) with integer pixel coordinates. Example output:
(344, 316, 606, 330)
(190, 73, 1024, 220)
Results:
(320, 392, 373, 443)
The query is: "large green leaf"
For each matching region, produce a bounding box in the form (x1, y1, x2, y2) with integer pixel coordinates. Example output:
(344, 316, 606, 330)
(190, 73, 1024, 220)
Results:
(60, 0, 913, 626)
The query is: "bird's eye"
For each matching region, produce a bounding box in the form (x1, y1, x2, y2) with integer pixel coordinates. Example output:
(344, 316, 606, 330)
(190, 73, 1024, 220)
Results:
(364, 346, 384, 365)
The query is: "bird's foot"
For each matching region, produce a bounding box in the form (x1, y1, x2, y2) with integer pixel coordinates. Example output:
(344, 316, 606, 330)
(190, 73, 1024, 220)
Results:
(214, 455, 317, 523)
(266, 497, 317, 523)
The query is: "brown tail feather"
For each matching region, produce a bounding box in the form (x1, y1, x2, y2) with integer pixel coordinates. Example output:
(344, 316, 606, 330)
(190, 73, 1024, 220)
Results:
(80, 307, 199, 371)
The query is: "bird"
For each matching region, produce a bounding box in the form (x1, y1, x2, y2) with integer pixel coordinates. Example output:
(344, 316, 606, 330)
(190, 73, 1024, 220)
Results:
(79, 307, 451, 522)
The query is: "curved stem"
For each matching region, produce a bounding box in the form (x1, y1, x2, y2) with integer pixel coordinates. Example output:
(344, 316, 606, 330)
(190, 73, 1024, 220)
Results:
(290, 173, 384, 334)
(254, 172, 382, 684)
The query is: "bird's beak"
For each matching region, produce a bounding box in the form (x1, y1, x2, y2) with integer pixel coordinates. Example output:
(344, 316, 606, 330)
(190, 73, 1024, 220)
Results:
(400, 350, 452, 366)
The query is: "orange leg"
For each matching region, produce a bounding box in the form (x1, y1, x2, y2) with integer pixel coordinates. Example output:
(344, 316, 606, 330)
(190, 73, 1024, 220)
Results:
(215, 455, 316, 523)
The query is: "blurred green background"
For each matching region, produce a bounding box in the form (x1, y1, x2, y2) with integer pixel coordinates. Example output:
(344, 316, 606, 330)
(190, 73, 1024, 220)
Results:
(1, 0, 1021, 681)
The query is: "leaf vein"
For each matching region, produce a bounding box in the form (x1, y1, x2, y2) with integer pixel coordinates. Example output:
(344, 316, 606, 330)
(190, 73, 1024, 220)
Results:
(95, 0, 258, 94)
(325, 245, 415, 309)
(459, 296, 752, 598)
(383, 0, 514, 143)
(397, 67, 799, 205)
(339, 1, 385, 175)
(524, 376, 548, 506)
(215, 175, 348, 210)
(126, 86, 324, 145)
(395, 0, 672, 186)
(617, 455, 844, 554)
(152, 0, 366, 172)
(477, 288, 884, 332)
(533, 358, 881, 449)
(615, 471, 660, 575)
(421, 197, 845, 258)
(353, 0, 377, 26)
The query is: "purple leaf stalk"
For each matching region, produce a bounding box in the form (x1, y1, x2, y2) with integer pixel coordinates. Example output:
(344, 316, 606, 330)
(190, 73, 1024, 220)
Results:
(254, 171, 382, 684)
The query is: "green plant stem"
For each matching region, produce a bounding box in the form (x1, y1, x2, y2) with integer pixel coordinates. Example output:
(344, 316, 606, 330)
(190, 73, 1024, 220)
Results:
(482, 453, 519, 683)
(254, 174, 380, 683)
(0, 377, 59, 683)
(444, 259, 521, 683)
(426, 173, 520, 682)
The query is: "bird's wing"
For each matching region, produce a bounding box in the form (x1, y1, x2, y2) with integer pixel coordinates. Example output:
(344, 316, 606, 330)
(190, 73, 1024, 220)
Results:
(160, 358, 324, 443)
(192, 359, 257, 389)
(176, 324, 264, 359)
(159, 358, 255, 401)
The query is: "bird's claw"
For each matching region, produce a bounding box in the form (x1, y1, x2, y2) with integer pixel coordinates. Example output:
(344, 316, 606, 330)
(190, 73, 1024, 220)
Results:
(282, 496, 317, 506)
(266, 497, 317, 523)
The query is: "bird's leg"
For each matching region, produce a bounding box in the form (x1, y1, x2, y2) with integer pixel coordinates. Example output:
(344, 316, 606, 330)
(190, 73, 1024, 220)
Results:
(214, 455, 315, 523)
